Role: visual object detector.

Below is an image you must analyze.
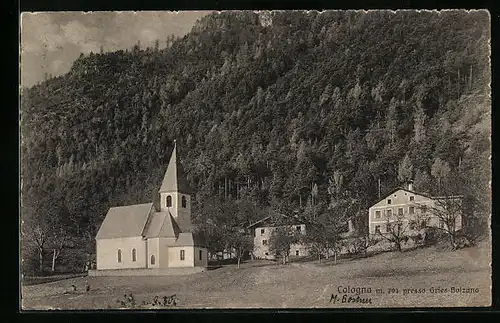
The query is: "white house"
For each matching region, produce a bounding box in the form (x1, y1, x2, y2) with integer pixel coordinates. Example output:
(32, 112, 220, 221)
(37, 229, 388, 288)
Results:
(368, 182, 463, 236)
(248, 214, 355, 260)
(93, 141, 208, 275)
(248, 215, 309, 259)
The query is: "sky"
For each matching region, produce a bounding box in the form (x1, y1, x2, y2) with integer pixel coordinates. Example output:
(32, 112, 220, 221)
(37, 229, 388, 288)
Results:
(20, 11, 211, 88)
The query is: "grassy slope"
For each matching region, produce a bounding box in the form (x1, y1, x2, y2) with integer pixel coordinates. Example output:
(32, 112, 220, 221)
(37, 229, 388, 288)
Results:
(21, 242, 491, 309)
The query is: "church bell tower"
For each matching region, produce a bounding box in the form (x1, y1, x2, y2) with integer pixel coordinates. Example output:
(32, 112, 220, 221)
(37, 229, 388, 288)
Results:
(158, 140, 192, 228)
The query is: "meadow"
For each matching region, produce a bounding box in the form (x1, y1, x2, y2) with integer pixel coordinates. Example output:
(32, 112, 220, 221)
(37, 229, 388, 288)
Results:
(21, 241, 491, 309)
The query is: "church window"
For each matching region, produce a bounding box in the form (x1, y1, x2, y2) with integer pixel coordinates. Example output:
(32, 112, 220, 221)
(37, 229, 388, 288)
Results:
(166, 195, 172, 207)
(132, 249, 136, 262)
(182, 196, 187, 208)
(117, 249, 122, 263)
(199, 250, 202, 261)
(180, 250, 185, 260)
(296, 250, 300, 256)
(151, 255, 155, 265)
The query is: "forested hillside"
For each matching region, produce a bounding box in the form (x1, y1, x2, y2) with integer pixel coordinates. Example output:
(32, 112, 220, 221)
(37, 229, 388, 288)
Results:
(20, 10, 491, 272)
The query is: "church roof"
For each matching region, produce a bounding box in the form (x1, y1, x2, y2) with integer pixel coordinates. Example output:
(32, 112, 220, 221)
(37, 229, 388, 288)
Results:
(172, 232, 206, 247)
(96, 203, 153, 239)
(159, 141, 192, 194)
(144, 211, 181, 238)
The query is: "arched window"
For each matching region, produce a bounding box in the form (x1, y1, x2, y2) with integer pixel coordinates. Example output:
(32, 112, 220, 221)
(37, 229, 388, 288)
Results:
(117, 249, 122, 263)
(150, 255, 155, 265)
(132, 249, 136, 262)
(181, 196, 187, 208)
(166, 195, 172, 207)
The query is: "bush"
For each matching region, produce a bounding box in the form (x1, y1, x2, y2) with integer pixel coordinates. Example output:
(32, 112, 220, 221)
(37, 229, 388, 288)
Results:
(454, 235, 474, 249)
(58, 248, 88, 273)
(423, 227, 446, 246)
(408, 232, 424, 246)
(345, 236, 378, 257)
(21, 246, 39, 276)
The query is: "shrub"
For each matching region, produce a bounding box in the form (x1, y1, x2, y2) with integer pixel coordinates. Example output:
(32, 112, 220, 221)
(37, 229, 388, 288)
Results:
(423, 227, 446, 246)
(454, 235, 474, 249)
(408, 232, 424, 246)
(345, 236, 378, 257)
(58, 248, 87, 273)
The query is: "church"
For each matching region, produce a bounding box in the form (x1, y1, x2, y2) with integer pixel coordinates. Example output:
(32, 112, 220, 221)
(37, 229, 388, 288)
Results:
(93, 141, 208, 275)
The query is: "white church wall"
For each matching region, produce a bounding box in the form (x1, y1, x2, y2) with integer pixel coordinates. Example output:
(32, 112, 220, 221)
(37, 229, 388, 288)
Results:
(168, 246, 195, 267)
(96, 237, 147, 270)
(147, 237, 160, 268)
(157, 237, 175, 268)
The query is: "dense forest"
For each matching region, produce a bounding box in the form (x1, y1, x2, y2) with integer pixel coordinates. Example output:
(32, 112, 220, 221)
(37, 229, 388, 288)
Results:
(20, 10, 491, 273)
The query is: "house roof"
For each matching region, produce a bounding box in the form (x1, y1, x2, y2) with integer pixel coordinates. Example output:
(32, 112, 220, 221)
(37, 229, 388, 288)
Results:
(247, 216, 272, 229)
(370, 187, 434, 207)
(96, 203, 153, 239)
(371, 185, 465, 208)
(247, 213, 304, 229)
(159, 141, 192, 194)
(144, 211, 181, 238)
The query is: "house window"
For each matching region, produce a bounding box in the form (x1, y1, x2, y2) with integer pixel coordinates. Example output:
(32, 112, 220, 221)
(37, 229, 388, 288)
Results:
(265, 252, 269, 256)
(180, 250, 185, 260)
(296, 250, 300, 256)
(199, 250, 202, 261)
(375, 211, 381, 219)
(181, 196, 187, 208)
(398, 208, 404, 216)
(296, 226, 301, 232)
(263, 240, 268, 245)
(117, 249, 122, 263)
(410, 196, 414, 201)
(420, 220, 427, 229)
(132, 249, 136, 262)
(439, 220, 445, 229)
(150, 255, 155, 265)
(387, 199, 392, 205)
(261, 228, 265, 234)
(387, 209, 392, 217)
(166, 195, 172, 207)
(409, 206, 415, 214)
(375, 225, 381, 233)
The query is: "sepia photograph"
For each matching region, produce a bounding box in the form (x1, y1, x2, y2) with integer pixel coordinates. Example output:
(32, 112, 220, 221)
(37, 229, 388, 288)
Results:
(19, 10, 491, 309)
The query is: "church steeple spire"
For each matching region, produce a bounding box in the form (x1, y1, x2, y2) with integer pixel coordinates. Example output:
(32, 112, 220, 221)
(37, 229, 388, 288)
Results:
(158, 141, 192, 228)
(159, 140, 191, 194)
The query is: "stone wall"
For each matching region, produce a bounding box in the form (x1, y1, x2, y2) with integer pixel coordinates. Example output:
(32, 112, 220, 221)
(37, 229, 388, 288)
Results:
(88, 266, 205, 277)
